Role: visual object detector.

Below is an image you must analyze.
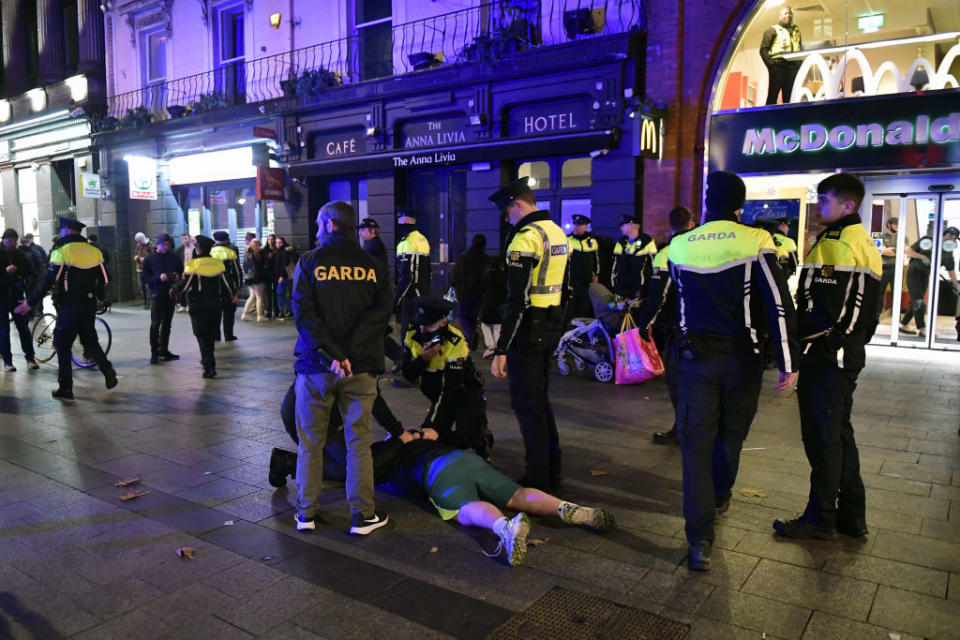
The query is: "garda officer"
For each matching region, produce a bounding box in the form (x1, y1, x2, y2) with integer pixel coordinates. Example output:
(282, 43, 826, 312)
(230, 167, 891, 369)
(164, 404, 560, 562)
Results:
(565, 214, 600, 324)
(773, 173, 882, 540)
(400, 295, 492, 459)
(16, 217, 117, 400)
(170, 235, 232, 378)
(489, 177, 569, 491)
(211, 231, 241, 341)
(611, 213, 657, 300)
(668, 172, 799, 570)
(292, 201, 393, 536)
(760, 5, 802, 105)
(634, 206, 697, 445)
(754, 217, 799, 278)
(393, 208, 431, 346)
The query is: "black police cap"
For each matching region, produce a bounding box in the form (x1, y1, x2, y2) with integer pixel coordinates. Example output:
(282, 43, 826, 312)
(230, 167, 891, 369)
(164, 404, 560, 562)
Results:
(572, 214, 591, 225)
(619, 213, 640, 226)
(488, 177, 532, 211)
(396, 207, 418, 221)
(411, 295, 454, 326)
(359, 217, 379, 230)
(195, 234, 215, 253)
(58, 216, 86, 232)
(212, 230, 230, 242)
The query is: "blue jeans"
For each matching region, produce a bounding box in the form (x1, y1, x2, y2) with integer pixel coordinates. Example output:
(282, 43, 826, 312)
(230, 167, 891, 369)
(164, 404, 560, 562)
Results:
(277, 280, 291, 316)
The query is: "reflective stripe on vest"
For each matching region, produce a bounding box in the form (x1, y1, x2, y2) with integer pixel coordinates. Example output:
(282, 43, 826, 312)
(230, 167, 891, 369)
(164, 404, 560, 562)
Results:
(520, 221, 568, 306)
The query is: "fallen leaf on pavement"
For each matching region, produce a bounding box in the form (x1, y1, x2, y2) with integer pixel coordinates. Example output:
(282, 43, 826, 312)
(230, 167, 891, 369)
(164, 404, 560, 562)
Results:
(588, 470, 608, 477)
(429, 546, 438, 553)
(120, 489, 151, 501)
(203, 471, 213, 475)
(527, 538, 550, 546)
(176, 547, 195, 560)
(737, 488, 767, 498)
(115, 477, 141, 487)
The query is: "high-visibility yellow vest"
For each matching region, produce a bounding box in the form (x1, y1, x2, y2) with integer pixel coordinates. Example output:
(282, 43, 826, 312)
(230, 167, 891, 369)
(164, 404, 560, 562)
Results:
(507, 219, 569, 308)
(769, 24, 801, 57)
(396, 230, 430, 258)
(184, 256, 226, 276)
(210, 245, 238, 262)
(404, 325, 470, 373)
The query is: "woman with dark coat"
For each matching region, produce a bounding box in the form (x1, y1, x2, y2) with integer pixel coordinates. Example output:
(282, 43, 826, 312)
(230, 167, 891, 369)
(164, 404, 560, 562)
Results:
(451, 234, 489, 350)
(273, 236, 295, 319)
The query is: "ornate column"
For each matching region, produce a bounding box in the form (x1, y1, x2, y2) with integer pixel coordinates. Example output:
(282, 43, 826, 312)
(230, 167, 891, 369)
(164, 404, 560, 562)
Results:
(77, 0, 106, 76)
(2, 0, 29, 95)
(37, 0, 66, 83)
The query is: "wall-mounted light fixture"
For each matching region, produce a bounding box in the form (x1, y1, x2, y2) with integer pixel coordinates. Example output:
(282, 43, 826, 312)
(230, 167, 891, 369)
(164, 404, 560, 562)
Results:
(27, 89, 46, 112)
(0, 100, 10, 122)
(270, 12, 282, 28)
(65, 75, 89, 102)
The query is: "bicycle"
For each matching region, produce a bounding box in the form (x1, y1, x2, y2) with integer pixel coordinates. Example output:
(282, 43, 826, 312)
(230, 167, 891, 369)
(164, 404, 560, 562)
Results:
(31, 311, 112, 368)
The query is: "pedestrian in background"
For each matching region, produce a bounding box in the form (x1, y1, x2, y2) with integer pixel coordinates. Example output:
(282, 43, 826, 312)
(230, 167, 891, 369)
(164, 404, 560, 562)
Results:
(274, 236, 295, 320)
(359, 218, 387, 264)
(1, 229, 39, 372)
(292, 200, 392, 535)
(133, 232, 152, 309)
(242, 239, 267, 322)
(263, 234, 278, 319)
(176, 233, 196, 313)
(452, 234, 488, 350)
(142, 232, 183, 363)
(480, 255, 507, 359)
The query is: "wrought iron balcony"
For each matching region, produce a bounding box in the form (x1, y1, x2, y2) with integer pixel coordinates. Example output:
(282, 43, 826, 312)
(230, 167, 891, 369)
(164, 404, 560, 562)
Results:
(101, 0, 645, 127)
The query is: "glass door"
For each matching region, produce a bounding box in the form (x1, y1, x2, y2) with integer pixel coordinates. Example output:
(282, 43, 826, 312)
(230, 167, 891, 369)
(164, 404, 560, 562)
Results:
(931, 195, 960, 349)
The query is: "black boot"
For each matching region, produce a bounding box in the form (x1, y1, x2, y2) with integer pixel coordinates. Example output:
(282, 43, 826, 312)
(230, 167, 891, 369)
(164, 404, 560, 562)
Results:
(652, 425, 678, 445)
(269, 448, 297, 488)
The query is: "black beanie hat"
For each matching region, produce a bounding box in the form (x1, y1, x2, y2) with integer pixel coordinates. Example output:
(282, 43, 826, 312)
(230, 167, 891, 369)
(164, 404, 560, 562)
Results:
(705, 171, 746, 214)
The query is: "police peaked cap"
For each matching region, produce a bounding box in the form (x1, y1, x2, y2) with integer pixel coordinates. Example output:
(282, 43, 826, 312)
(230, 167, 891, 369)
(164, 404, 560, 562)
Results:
(619, 213, 640, 226)
(411, 295, 454, 326)
(212, 230, 230, 242)
(395, 207, 418, 221)
(2, 228, 17, 239)
(358, 217, 380, 230)
(58, 216, 86, 232)
(488, 177, 532, 211)
(572, 214, 591, 225)
(195, 234, 215, 253)
(946, 226, 960, 237)
(705, 171, 746, 214)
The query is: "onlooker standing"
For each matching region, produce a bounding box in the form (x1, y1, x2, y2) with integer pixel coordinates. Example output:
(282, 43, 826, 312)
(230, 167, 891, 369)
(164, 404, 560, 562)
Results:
(241, 239, 267, 322)
(774, 173, 881, 541)
(1, 229, 39, 371)
(877, 217, 898, 316)
(17, 233, 45, 318)
(176, 233, 196, 313)
(20, 233, 47, 265)
(292, 200, 392, 535)
(274, 236, 295, 320)
(133, 232, 152, 308)
(480, 255, 507, 359)
(142, 233, 183, 363)
(263, 234, 278, 319)
(359, 218, 387, 264)
(451, 234, 488, 350)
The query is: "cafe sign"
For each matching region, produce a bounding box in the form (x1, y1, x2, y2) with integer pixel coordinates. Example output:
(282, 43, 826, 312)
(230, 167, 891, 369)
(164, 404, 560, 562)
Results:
(709, 88, 960, 174)
(312, 128, 365, 159)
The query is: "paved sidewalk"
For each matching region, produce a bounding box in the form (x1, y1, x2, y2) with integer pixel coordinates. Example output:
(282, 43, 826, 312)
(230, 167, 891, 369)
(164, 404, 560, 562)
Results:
(0, 305, 958, 639)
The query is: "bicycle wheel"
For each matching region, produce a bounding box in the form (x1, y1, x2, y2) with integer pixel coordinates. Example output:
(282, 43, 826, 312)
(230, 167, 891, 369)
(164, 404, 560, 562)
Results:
(72, 317, 113, 368)
(31, 313, 58, 363)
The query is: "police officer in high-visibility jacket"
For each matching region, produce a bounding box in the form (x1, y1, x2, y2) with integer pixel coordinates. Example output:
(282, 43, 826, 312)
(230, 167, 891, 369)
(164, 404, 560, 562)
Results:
(565, 214, 600, 324)
(754, 217, 799, 279)
(634, 206, 697, 446)
(489, 177, 569, 491)
(15, 217, 117, 400)
(774, 173, 882, 541)
(668, 172, 799, 571)
(171, 235, 232, 378)
(611, 213, 657, 300)
(394, 208, 430, 321)
(211, 231, 241, 341)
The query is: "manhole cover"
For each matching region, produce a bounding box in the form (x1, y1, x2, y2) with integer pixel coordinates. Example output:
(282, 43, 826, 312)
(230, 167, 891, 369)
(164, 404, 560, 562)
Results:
(487, 586, 689, 640)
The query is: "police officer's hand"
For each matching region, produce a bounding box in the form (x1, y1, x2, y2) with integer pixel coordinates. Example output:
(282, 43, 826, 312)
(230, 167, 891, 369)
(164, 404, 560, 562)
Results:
(421, 342, 442, 361)
(232, 295, 239, 304)
(421, 428, 439, 441)
(776, 371, 797, 391)
(491, 354, 507, 378)
(399, 430, 416, 444)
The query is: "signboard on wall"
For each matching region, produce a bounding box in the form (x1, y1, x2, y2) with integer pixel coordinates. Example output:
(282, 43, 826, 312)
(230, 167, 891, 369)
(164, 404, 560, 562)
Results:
(311, 128, 365, 159)
(633, 113, 662, 160)
(257, 166, 286, 201)
(188, 208, 201, 236)
(397, 114, 476, 150)
(506, 99, 592, 137)
(127, 156, 158, 200)
(80, 173, 101, 199)
(709, 88, 960, 174)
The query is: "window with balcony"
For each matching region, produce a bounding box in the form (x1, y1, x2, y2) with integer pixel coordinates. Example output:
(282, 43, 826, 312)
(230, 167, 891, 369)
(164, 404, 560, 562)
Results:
(355, 0, 393, 81)
(142, 30, 168, 85)
(214, 4, 246, 102)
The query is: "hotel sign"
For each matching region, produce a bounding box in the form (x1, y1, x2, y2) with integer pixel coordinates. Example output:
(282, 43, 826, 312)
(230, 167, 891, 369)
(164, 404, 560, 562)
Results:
(709, 88, 960, 174)
(507, 99, 592, 137)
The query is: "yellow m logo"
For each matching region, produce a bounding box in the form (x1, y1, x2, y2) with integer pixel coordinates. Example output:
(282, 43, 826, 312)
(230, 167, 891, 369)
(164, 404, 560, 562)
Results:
(640, 117, 658, 155)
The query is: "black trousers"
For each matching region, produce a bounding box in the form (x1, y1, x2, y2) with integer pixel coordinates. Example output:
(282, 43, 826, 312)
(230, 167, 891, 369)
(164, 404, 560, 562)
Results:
(0, 299, 35, 364)
(506, 322, 562, 489)
(457, 297, 481, 350)
(387, 297, 418, 365)
(443, 388, 490, 454)
(877, 265, 896, 315)
(797, 348, 864, 527)
(766, 62, 800, 105)
(54, 300, 112, 392)
(149, 293, 175, 355)
(676, 345, 762, 543)
(901, 268, 929, 330)
(191, 306, 221, 372)
(220, 298, 237, 340)
(563, 283, 594, 327)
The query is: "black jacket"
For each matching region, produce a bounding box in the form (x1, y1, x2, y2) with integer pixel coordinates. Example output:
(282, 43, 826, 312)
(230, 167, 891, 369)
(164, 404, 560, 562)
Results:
(1, 245, 32, 303)
(142, 250, 183, 298)
(292, 231, 392, 375)
(363, 235, 388, 265)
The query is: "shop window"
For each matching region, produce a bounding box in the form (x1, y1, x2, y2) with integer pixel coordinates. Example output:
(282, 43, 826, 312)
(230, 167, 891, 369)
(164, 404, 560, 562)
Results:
(209, 189, 230, 230)
(355, 0, 392, 81)
(561, 157, 591, 188)
(141, 30, 168, 85)
(237, 190, 256, 229)
(329, 180, 351, 203)
(518, 160, 550, 190)
(214, 4, 245, 101)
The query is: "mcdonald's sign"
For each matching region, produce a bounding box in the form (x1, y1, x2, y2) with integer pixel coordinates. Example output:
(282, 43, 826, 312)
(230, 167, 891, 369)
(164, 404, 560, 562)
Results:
(635, 114, 662, 160)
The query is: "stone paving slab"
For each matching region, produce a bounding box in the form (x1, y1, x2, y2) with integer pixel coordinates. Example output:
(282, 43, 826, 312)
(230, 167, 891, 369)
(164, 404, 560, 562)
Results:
(0, 309, 958, 638)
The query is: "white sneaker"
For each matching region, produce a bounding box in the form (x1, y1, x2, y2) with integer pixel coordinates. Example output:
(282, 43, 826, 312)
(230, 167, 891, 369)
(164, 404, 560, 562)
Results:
(3, 364, 15, 372)
(496, 513, 531, 566)
(294, 513, 317, 531)
(26, 360, 40, 370)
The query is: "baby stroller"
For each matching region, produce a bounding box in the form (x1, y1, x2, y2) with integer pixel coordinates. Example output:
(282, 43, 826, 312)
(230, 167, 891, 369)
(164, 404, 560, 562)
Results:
(556, 316, 616, 382)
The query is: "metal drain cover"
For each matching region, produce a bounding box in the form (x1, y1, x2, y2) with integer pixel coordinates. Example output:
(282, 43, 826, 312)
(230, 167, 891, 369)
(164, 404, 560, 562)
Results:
(487, 585, 689, 640)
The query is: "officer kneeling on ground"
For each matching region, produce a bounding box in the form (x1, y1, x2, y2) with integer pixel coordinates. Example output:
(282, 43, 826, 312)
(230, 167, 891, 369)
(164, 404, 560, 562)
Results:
(400, 295, 494, 460)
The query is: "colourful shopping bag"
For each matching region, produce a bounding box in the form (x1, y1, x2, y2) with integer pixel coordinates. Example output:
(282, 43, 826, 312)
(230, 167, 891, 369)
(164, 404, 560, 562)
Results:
(614, 314, 664, 385)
